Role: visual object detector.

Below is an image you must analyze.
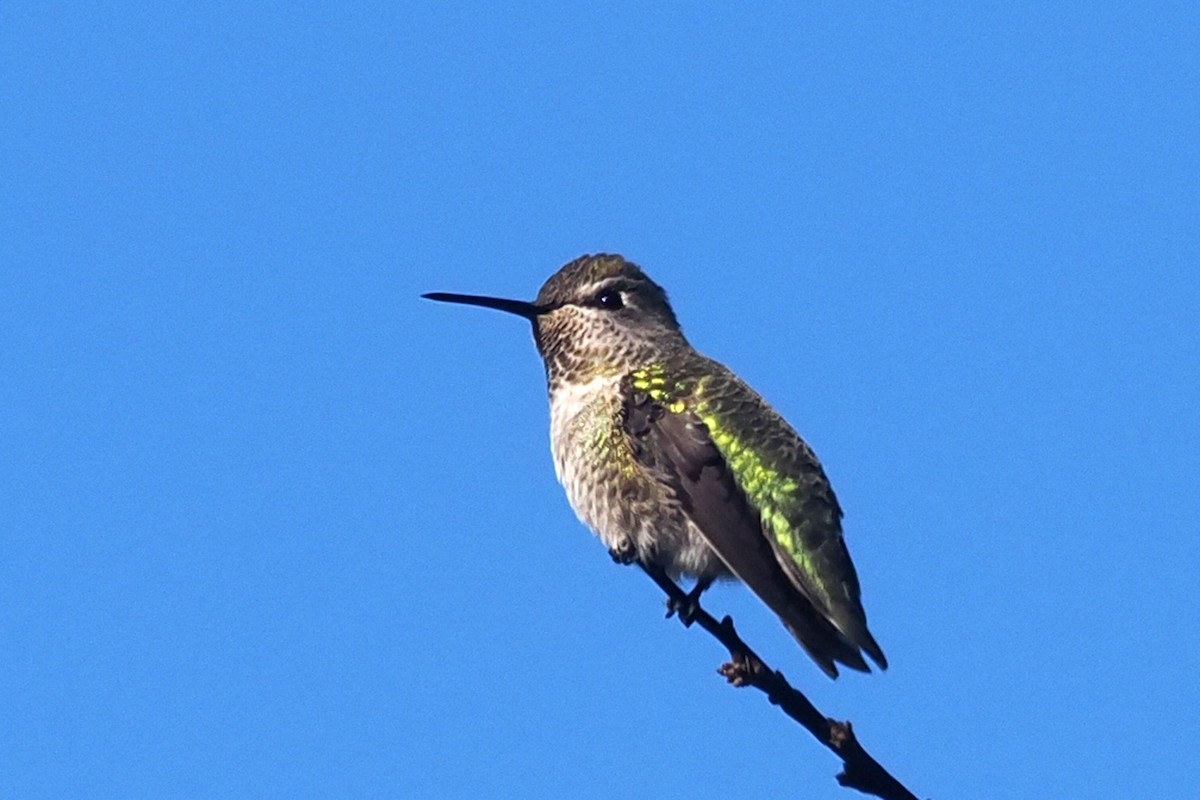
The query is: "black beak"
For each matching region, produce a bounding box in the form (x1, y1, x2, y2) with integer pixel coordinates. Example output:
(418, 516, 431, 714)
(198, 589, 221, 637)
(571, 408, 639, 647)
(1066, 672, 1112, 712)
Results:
(422, 292, 547, 320)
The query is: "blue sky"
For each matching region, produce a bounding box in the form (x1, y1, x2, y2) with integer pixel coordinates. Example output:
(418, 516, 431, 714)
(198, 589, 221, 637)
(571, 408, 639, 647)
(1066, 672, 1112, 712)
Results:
(3, 3, 1198, 798)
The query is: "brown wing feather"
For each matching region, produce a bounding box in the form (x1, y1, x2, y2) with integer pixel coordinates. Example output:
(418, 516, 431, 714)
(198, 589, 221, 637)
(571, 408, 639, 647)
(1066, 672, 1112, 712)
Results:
(621, 385, 869, 678)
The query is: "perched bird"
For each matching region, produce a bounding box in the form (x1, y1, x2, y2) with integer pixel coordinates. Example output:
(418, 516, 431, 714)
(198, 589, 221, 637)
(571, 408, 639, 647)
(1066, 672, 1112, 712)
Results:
(424, 254, 886, 678)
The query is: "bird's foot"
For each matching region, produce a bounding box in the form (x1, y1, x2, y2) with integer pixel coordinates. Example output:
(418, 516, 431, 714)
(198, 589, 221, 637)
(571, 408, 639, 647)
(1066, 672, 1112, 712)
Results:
(608, 539, 639, 566)
(665, 576, 714, 627)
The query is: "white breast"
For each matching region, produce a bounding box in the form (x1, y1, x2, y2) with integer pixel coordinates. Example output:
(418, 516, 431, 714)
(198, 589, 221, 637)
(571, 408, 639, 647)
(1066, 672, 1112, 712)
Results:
(548, 374, 621, 483)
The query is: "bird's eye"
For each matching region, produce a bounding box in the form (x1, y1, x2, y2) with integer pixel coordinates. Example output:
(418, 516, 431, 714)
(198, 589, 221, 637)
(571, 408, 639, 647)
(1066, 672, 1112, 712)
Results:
(596, 290, 624, 310)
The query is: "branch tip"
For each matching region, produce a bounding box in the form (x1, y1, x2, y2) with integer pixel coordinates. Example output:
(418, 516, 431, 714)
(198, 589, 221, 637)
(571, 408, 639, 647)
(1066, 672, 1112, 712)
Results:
(626, 559, 920, 800)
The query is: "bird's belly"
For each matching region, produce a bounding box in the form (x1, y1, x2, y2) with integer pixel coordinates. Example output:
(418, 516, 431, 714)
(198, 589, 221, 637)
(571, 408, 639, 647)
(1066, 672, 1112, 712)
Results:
(551, 401, 731, 580)
(655, 519, 734, 580)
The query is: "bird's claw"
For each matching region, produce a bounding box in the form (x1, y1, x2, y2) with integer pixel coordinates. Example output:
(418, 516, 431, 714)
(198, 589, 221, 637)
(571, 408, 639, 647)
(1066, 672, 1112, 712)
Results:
(665, 593, 700, 626)
(665, 576, 713, 626)
(608, 539, 639, 566)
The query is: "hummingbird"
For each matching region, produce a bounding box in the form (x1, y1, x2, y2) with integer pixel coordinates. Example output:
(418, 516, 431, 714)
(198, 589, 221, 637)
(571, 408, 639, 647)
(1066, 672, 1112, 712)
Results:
(424, 254, 886, 678)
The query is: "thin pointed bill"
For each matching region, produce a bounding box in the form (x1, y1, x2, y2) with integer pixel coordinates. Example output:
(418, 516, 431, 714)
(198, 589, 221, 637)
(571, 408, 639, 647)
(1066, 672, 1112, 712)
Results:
(421, 292, 547, 320)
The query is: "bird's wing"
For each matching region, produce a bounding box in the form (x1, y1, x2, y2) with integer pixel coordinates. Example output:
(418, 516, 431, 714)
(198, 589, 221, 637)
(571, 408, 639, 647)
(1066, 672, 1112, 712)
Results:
(620, 371, 881, 677)
(682, 366, 887, 673)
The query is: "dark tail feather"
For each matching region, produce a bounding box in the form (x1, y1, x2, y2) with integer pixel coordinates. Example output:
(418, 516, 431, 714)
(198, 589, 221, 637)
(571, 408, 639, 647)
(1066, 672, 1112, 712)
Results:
(828, 609, 888, 671)
(781, 606, 871, 679)
(859, 628, 888, 671)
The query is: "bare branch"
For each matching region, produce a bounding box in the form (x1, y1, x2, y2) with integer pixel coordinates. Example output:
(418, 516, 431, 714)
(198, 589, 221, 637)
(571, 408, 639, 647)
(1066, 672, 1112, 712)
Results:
(632, 559, 920, 800)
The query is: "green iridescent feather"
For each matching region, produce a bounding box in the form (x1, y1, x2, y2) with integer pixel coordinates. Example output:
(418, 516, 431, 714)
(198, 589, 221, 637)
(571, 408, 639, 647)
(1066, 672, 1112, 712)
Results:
(629, 360, 885, 669)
